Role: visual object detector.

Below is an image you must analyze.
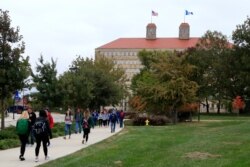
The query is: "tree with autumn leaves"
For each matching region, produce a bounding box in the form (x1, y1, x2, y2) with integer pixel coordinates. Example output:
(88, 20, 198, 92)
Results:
(232, 96, 245, 115)
(130, 50, 198, 123)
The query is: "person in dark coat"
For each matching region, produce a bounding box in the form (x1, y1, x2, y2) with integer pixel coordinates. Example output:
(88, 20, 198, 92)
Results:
(34, 109, 52, 162)
(27, 106, 36, 145)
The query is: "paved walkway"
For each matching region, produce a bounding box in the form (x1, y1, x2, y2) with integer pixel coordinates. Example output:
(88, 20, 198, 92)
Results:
(0, 113, 123, 167)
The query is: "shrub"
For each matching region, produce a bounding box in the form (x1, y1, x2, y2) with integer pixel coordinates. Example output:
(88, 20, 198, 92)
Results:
(149, 115, 170, 125)
(132, 115, 170, 126)
(132, 115, 148, 126)
(52, 122, 66, 138)
(124, 111, 137, 119)
(0, 126, 18, 140)
(0, 139, 19, 150)
(178, 112, 194, 122)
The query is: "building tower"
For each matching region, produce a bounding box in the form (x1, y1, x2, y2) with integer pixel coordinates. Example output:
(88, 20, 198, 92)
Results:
(179, 22, 190, 40)
(146, 23, 157, 40)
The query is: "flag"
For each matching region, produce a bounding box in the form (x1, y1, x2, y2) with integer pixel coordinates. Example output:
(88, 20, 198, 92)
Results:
(185, 10, 193, 15)
(152, 10, 158, 16)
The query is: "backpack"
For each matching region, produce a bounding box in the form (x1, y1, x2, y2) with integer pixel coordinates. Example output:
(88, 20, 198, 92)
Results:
(16, 119, 29, 135)
(48, 113, 54, 128)
(110, 113, 116, 122)
(33, 119, 47, 135)
(82, 119, 89, 129)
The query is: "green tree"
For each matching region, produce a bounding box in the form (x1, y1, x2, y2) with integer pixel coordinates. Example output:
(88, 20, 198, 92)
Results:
(185, 30, 232, 113)
(59, 56, 126, 110)
(0, 10, 30, 129)
(31, 55, 61, 109)
(232, 17, 250, 100)
(131, 50, 198, 123)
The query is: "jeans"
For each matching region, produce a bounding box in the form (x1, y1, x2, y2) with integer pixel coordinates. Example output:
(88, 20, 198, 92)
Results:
(119, 118, 124, 128)
(75, 121, 82, 133)
(110, 121, 116, 133)
(64, 124, 71, 136)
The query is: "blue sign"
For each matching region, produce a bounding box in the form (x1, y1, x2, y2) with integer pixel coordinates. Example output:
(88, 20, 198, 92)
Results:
(14, 90, 20, 100)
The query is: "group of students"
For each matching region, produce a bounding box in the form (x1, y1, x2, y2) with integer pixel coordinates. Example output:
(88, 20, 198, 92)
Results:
(16, 106, 54, 162)
(63, 107, 94, 144)
(16, 106, 125, 162)
(92, 109, 125, 129)
(63, 107, 125, 143)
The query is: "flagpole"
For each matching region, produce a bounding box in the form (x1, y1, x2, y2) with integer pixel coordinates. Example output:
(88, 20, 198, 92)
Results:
(151, 10, 152, 23)
(184, 11, 186, 23)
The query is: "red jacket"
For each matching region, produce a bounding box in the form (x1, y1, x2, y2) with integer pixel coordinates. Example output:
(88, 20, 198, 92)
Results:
(47, 112, 54, 128)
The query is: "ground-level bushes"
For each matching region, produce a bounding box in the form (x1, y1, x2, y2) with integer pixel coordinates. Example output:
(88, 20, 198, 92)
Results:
(0, 122, 65, 150)
(132, 115, 171, 126)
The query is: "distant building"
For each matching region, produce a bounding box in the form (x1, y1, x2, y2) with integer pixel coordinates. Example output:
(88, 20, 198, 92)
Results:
(95, 22, 198, 85)
(95, 22, 226, 112)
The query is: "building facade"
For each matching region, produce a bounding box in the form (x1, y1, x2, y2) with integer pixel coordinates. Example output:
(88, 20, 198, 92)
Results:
(95, 22, 199, 85)
(95, 22, 225, 112)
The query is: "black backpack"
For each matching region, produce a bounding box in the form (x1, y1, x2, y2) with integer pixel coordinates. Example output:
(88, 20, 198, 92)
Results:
(33, 119, 47, 135)
(110, 113, 116, 122)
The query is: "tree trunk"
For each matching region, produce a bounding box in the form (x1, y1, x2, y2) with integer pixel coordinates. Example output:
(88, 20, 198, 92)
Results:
(172, 108, 178, 124)
(1, 97, 5, 129)
(189, 112, 192, 122)
(198, 102, 201, 122)
(217, 100, 221, 114)
(206, 98, 210, 114)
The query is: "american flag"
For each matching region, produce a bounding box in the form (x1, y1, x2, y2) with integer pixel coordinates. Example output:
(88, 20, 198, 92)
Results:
(152, 10, 158, 16)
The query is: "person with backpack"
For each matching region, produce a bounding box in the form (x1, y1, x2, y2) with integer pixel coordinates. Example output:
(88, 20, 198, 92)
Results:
(82, 109, 92, 144)
(16, 110, 30, 161)
(34, 109, 52, 162)
(110, 109, 118, 133)
(45, 108, 54, 146)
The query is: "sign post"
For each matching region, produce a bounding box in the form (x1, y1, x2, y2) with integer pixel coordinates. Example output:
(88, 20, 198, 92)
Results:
(13, 90, 20, 119)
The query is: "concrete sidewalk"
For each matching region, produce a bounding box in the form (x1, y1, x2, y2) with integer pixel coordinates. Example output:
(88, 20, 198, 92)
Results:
(0, 126, 122, 167)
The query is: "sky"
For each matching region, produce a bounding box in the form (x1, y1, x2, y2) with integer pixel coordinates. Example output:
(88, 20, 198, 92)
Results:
(1, 0, 250, 75)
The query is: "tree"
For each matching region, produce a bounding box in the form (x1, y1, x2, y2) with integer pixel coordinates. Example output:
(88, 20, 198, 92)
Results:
(185, 30, 232, 113)
(31, 55, 61, 109)
(232, 96, 245, 115)
(58, 56, 126, 110)
(0, 10, 30, 129)
(232, 17, 250, 102)
(131, 50, 198, 123)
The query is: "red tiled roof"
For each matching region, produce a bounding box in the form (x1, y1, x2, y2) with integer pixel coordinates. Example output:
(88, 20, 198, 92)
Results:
(97, 38, 200, 50)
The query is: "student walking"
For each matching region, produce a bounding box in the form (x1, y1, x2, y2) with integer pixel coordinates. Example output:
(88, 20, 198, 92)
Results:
(119, 110, 125, 128)
(27, 106, 36, 146)
(110, 109, 118, 133)
(64, 109, 72, 139)
(74, 108, 82, 134)
(34, 110, 52, 162)
(16, 110, 30, 161)
(45, 108, 54, 146)
(82, 109, 92, 144)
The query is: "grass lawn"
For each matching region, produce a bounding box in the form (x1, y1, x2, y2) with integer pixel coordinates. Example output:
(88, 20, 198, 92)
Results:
(40, 118, 250, 167)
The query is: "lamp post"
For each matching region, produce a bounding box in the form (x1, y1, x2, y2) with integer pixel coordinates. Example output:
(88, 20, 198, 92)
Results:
(22, 88, 28, 108)
(13, 90, 19, 120)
